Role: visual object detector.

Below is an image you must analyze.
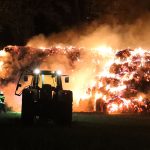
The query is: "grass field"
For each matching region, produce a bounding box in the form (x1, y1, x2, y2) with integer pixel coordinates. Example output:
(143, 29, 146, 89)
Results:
(0, 112, 150, 150)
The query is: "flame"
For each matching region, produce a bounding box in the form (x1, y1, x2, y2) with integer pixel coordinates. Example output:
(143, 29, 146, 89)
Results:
(0, 61, 4, 71)
(107, 103, 119, 114)
(76, 47, 150, 114)
(93, 45, 114, 57)
(0, 45, 149, 113)
(0, 50, 7, 57)
(95, 92, 103, 101)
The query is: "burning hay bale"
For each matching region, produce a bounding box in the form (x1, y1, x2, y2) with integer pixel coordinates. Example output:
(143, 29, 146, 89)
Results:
(79, 48, 150, 113)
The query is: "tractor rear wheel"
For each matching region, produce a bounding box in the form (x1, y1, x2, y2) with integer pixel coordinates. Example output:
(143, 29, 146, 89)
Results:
(55, 90, 73, 125)
(39, 84, 53, 122)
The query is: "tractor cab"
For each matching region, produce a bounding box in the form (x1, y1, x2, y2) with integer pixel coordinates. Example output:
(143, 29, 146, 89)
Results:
(15, 69, 69, 96)
(15, 69, 73, 125)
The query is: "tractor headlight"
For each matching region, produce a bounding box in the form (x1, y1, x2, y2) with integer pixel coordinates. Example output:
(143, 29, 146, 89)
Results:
(56, 70, 62, 75)
(34, 68, 40, 75)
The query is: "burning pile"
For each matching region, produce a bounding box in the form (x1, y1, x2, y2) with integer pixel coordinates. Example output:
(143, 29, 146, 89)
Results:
(0, 45, 149, 113)
(0, 45, 81, 111)
(0, 45, 80, 85)
(79, 48, 150, 113)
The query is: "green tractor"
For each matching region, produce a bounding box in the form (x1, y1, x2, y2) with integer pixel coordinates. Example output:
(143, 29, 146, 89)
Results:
(15, 69, 73, 125)
(0, 91, 6, 113)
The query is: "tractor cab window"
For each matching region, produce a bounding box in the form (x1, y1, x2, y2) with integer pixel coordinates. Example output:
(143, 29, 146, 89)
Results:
(38, 74, 57, 88)
(16, 74, 33, 95)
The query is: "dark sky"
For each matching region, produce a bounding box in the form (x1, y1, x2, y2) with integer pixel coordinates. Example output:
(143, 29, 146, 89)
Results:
(0, 0, 150, 47)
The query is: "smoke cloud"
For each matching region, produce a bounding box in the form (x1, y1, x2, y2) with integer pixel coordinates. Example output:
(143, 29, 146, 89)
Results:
(28, 13, 150, 49)
(0, 14, 150, 111)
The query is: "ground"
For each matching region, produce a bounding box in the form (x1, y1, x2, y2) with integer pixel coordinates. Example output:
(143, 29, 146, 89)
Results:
(0, 112, 150, 150)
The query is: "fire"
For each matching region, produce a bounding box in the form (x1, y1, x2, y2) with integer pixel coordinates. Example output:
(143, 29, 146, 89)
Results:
(0, 50, 7, 57)
(0, 61, 4, 71)
(0, 50, 7, 72)
(93, 45, 114, 57)
(95, 92, 103, 101)
(77, 47, 150, 114)
(0, 45, 149, 113)
(107, 103, 120, 114)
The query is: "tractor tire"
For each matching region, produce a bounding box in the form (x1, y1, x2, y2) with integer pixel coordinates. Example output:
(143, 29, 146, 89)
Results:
(21, 89, 34, 125)
(55, 90, 73, 125)
(39, 84, 53, 121)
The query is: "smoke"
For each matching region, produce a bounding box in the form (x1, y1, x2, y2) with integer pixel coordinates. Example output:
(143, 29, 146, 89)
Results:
(27, 13, 150, 49)
(78, 17, 150, 49)
(0, 14, 150, 111)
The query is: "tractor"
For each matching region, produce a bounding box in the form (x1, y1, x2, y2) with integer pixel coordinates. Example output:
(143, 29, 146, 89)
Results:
(15, 69, 73, 125)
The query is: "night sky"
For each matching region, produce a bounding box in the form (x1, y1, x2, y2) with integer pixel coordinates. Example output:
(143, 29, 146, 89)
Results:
(0, 0, 150, 47)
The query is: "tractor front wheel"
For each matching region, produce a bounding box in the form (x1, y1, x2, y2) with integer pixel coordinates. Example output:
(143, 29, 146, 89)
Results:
(21, 89, 34, 125)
